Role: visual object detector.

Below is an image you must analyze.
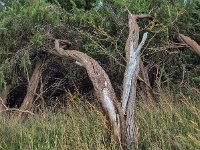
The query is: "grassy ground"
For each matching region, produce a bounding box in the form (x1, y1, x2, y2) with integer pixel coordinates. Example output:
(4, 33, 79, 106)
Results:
(0, 88, 200, 150)
(136, 89, 200, 150)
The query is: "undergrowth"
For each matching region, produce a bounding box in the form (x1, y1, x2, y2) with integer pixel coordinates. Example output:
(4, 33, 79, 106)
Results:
(0, 104, 111, 150)
(0, 88, 199, 150)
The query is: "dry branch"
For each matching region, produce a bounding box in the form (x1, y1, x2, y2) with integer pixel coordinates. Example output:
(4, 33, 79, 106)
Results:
(47, 13, 150, 149)
(122, 32, 148, 113)
(178, 34, 200, 56)
(138, 60, 153, 101)
(20, 60, 43, 111)
(122, 14, 150, 148)
(51, 40, 122, 140)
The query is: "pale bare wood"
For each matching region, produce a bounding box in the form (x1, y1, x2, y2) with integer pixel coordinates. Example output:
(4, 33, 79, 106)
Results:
(51, 40, 123, 140)
(122, 14, 150, 148)
(47, 13, 150, 149)
(125, 14, 152, 61)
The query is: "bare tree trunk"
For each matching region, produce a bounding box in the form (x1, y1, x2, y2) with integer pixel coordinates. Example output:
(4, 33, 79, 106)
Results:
(177, 34, 200, 56)
(121, 14, 150, 149)
(48, 13, 150, 149)
(20, 60, 43, 112)
(0, 84, 12, 118)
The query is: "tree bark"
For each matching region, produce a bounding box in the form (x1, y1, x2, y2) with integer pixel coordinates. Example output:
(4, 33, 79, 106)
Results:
(122, 14, 150, 149)
(20, 60, 43, 112)
(47, 13, 150, 149)
(51, 40, 122, 140)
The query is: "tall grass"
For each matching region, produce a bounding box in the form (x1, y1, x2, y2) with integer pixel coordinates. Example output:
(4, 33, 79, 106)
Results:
(0, 89, 200, 150)
(0, 104, 111, 150)
(136, 89, 200, 150)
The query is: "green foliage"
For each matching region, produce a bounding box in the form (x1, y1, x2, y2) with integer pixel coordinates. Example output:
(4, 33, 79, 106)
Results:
(62, 0, 200, 87)
(0, 0, 65, 87)
(47, 0, 97, 11)
(192, 76, 200, 83)
(1, 0, 199, 89)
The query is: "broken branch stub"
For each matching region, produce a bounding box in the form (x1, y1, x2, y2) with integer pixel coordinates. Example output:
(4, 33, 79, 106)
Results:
(178, 34, 200, 56)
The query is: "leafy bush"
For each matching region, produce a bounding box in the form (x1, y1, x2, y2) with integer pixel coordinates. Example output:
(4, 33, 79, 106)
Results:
(0, 0, 199, 105)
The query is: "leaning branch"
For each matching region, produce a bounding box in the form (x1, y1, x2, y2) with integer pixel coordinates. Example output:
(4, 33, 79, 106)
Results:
(20, 60, 43, 111)
(177, 34, 200, 56)
(48, 40, 122, 140)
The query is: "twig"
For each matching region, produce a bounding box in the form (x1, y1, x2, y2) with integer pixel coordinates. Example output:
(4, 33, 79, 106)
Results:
(0, 98, 34, 115)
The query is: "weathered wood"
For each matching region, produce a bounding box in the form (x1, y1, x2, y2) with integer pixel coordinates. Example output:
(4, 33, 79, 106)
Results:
(122, 14, 150, 149)
(20, 60, 43, 111)
(139, 60, 153, 101)
(51, 40, 122, 140)
(122, 32, 148, 114)
(47, 13, 150, 149)
(178, 34, 200, 56)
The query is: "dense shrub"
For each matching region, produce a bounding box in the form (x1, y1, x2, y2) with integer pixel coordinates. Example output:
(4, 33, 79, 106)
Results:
(0, 0, 199, 104)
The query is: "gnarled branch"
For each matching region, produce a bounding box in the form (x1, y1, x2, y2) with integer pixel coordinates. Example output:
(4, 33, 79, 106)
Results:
(50, 39, 122, 140)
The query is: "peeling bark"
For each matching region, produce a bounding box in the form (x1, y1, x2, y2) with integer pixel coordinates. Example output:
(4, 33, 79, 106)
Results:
(20, 60, 43, 112)
(178, 34, 200, 56)
(122, 14, 150, 148)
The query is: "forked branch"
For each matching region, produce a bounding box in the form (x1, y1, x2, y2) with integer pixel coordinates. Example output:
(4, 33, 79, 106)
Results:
(47, 12, 150, 149)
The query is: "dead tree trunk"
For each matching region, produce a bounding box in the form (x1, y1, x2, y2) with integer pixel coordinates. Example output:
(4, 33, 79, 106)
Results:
(48, 13, 150, 149)
(20, 60, 43, 112)
(121, 14, 150, 148)
(52, 40, 122, 139)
